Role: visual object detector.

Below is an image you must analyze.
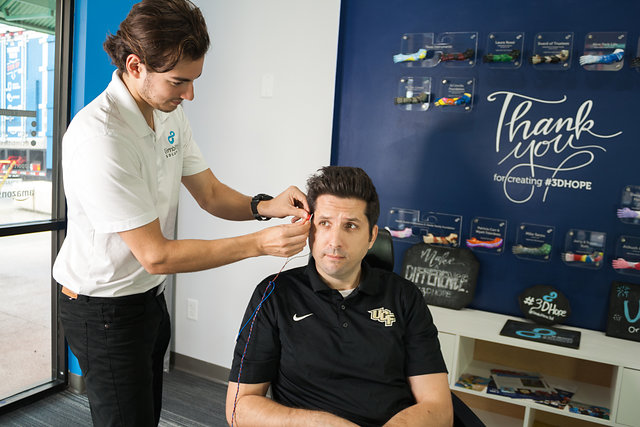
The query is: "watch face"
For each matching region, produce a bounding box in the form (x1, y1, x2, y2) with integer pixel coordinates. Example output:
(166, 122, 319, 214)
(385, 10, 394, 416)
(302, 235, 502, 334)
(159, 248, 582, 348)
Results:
(251, 197, 260, 215)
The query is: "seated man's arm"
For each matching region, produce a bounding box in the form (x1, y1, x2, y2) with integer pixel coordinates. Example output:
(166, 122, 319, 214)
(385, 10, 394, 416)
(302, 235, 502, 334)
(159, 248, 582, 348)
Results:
(383, 373, 453, 427)
(225, 381, 358, 427)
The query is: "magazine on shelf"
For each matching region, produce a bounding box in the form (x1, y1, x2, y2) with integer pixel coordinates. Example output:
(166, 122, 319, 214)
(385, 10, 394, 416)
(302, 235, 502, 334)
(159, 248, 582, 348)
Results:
(488, 369, 557, 400)
(454, 373, 490, 392)
(568, 401, 610, 420)
(534, 387, 574, 409)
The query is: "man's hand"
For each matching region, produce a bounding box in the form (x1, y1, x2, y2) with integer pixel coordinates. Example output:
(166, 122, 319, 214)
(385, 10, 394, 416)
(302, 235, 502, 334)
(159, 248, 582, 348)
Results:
(255, 220, 310, 258)
(258, 186, 310, 222)
(383, 373, 453, 426)
(227, 382, 358, 427)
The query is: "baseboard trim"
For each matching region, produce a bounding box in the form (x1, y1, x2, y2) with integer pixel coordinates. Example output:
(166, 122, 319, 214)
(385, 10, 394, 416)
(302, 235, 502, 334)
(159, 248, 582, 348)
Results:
(68, 372, 86, 394)
(170, 352, 230, 386)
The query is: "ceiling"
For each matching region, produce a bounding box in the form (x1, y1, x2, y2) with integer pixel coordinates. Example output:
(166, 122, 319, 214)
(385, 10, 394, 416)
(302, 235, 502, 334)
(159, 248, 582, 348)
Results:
(0, 0, 55, 35)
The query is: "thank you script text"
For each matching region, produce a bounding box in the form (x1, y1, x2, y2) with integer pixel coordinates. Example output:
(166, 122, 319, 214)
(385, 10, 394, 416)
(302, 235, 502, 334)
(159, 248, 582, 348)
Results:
(487, 91, 622, 203)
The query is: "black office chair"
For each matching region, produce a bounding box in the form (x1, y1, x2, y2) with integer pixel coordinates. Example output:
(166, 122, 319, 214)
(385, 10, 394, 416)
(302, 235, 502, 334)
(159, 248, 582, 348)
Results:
(450, 392, 485, 427)
(364, 228, 395, 271)
(365, 228, 486, 427)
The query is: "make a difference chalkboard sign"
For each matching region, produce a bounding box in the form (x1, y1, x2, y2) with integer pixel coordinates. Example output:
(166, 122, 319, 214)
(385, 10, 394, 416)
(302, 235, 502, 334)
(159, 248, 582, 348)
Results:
(402, 243, 479, 309)
(606, 281, 640, 343)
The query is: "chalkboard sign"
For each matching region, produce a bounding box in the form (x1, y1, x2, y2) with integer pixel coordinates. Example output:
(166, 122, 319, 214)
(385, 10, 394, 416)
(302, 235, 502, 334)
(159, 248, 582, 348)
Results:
(401, 243, 478, 309)
(606, 281, 640, 343)
(518, 285, 571, 326)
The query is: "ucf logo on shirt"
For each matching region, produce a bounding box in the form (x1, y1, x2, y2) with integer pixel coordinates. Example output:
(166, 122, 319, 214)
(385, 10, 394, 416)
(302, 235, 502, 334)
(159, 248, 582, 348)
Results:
(163, 130, 178, 159)
(368, 307, 396, 327)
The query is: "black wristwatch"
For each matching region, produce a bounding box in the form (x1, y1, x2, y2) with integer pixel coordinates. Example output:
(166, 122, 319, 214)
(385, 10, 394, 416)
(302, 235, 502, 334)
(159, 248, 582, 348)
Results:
(251, 193, 273, 221)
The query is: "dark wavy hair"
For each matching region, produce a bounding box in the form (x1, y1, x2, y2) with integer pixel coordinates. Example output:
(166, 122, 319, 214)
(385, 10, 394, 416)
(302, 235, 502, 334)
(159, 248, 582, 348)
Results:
(306, 166, 380, 236)
(104, 0, 210, 73)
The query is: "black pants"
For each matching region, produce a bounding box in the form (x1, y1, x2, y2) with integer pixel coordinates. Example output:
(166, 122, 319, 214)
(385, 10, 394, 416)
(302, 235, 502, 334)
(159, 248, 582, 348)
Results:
(59, 286, 171, 427)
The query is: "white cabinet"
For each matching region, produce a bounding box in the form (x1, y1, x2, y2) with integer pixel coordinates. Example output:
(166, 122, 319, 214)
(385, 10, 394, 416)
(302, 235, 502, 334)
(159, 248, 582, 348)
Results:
(438, 331, 457, 383)
(430, 306, 640, 427)
(617, 368, 640, 427)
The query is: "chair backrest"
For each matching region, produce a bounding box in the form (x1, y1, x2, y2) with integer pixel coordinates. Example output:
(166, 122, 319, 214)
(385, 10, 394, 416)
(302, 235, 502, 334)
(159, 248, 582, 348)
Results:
(451, 392, 486, 426)
(364, 227, 394, 271)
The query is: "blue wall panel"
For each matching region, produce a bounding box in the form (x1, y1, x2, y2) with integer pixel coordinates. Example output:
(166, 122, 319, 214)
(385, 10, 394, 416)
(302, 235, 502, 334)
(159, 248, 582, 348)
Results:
(70, 0, 136, 115)
(65, 0, 137, 376)
(333, 0, 640, 331)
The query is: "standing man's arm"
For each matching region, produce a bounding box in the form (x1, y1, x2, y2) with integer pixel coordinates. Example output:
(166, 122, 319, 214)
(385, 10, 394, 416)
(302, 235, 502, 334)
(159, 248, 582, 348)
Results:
(118, 168, 311, 275)
(225, 382, 358, 427)
(383, 373, 453, 427)
(181, 169, 309, 222)
(118, 218, 309, 274)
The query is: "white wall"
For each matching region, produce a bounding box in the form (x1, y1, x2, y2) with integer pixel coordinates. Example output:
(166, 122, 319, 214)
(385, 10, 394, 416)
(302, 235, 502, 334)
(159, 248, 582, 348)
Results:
(174, 0, 341, 369)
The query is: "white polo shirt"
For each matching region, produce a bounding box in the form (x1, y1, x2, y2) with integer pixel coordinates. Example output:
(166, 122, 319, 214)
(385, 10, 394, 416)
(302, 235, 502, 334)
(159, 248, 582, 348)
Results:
(53, 70, 208, 297)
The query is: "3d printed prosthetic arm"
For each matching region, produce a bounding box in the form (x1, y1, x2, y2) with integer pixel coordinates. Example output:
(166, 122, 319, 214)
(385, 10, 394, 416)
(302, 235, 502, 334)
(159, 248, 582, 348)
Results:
(579, 49, 624, 66)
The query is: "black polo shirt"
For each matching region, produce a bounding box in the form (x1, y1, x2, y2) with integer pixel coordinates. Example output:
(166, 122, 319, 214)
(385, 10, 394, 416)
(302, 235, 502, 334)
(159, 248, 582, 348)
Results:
(229, 258, 447, 427)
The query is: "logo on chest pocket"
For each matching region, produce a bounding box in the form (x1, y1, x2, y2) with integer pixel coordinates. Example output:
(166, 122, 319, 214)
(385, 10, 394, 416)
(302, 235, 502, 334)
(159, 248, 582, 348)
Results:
(164, 130, 179, 158)
(368, 307, 396, 327)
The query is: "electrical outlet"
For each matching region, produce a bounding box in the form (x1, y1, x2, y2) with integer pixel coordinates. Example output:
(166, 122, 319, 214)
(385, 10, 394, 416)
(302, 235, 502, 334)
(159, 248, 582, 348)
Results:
(187, 298, 198, 320)
(261, 73, 274, 98)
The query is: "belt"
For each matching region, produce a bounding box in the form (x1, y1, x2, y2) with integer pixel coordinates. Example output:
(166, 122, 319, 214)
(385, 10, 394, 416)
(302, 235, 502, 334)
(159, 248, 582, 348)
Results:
(60, 285, 162, 302)
(61, 286, 78, 299)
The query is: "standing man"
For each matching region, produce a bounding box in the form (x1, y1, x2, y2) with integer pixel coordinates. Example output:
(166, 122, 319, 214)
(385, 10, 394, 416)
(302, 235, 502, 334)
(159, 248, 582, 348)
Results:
(52, 0, 310, 425)
(227, 166, 453, 427)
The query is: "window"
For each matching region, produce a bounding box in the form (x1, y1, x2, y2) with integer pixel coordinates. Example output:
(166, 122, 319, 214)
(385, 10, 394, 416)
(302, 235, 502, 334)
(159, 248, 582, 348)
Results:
(0, 0, 71, 408)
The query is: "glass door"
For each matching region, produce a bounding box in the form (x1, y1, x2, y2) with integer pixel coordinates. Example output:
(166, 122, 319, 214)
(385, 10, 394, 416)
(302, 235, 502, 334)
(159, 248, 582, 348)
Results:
(0, 0, 71, 408)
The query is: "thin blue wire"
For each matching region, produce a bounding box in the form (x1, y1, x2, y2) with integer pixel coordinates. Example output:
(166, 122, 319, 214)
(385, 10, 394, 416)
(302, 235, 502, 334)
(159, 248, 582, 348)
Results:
(231, 251, 309, 426)
(236, 281, 275, 340)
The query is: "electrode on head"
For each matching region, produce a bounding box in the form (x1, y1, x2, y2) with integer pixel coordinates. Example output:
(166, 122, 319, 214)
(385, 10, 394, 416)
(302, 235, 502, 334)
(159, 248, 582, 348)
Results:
(303, 213, 313, 224)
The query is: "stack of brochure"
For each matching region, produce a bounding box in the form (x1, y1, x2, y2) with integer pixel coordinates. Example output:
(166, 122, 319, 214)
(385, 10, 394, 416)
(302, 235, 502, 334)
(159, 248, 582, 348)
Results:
(568, 401, 610, 420)
(456, 369, 609, 417)
(485, 369, 574, 409)
(487, 369, 555, 399)
(454, 373, 490, 391)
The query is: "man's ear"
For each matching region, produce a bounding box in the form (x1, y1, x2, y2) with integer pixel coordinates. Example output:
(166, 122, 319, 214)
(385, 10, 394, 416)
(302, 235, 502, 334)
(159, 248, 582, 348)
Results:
(124, 54, 144, 78)
(368, 224, 379, 250)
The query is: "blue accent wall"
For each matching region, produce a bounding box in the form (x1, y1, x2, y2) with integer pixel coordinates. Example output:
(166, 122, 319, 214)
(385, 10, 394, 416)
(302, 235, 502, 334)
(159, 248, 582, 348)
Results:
(70, 0, 136, 115)
(333, 0, 640, 331)
(65, 0, 137, 375)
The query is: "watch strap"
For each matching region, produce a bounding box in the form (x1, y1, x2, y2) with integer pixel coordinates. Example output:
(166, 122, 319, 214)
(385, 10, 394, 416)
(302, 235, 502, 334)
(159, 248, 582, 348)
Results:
(251, 193, 273, 221)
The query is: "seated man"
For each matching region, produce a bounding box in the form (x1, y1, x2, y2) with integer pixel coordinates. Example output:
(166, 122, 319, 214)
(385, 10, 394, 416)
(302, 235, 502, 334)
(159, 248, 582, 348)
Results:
(226, 166, 453, 427)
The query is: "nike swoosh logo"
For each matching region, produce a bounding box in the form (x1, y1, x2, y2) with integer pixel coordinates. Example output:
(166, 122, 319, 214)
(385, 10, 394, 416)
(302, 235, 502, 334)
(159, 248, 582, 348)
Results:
(293, 313, 314, 322)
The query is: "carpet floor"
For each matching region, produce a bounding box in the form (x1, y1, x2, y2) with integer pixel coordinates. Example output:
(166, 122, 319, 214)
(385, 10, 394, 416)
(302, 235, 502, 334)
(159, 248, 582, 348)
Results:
(0, 369, 229, 426)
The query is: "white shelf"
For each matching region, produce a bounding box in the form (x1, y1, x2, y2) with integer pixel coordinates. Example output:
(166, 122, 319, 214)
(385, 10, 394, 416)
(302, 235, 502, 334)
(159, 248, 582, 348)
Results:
(430, 306, 640, 369)
(430, 305, 640, 427)
(473, 408, 522, 427)
(458, 361, 612, 410)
